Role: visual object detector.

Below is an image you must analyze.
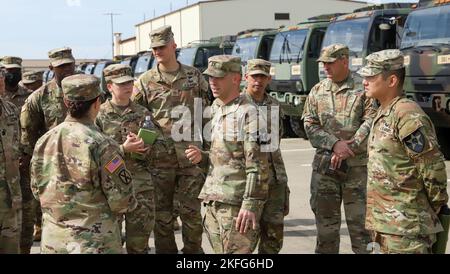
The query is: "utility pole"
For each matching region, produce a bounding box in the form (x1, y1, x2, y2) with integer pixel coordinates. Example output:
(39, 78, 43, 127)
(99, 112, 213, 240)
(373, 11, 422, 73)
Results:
(104, 12, 121, 59)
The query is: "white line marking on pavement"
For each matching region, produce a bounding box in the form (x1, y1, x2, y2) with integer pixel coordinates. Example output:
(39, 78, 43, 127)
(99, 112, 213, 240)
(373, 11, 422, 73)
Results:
(300, 164, 312, 167)
(282, 148, 315, 152)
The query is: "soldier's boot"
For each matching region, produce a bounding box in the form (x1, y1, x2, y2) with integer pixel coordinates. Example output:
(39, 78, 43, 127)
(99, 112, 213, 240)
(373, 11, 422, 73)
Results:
(33, 225, 42, 242)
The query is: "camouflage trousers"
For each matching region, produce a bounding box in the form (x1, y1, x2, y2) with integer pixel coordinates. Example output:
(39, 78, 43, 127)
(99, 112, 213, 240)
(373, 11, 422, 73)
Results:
(370, 231, 436, 254)
(124, 189, 155, 254)
(20, 198, 41, 254)
(203, 201, 262, 254)
(310, 165, 370, 254)
(258, 172, 290, 254)
(40, 214, 123, 254)
(152, 167, 205, 254)
(0, 208, 21, 254)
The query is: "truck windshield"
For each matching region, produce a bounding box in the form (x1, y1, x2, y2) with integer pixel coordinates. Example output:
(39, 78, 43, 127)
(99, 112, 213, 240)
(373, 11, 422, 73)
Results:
(121, 59, 131, 66)
(93, 63, 106, 78)
(232, 36, 259, 62)
(270, 29, 308, 63)
(401, 5, 450, 49)
(178, 48, 197, 66)
(134, 55, 152, 77)
(322, 17, 370, 57)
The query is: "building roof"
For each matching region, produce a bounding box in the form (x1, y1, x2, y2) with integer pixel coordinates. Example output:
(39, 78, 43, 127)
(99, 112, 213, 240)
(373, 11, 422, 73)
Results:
(135, 0, 365, 27)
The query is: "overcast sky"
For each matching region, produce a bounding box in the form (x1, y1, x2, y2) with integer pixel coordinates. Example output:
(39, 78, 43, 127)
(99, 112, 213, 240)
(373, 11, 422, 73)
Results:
(0, 0, 418, 59)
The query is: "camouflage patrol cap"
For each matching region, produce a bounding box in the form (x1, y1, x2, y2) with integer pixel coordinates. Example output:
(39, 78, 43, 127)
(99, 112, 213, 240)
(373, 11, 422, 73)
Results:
(357, 49, 404, 77)
(247, 59, 271, 77)
(203, 55, 241, 78)
(317, 44, 349, 63)
(103, 64, 134, 84)
(0, 56, 23, 69)
(48, 47, 75, 67)
(150, 25, 174, 48)
(22, 70, 44, 84)
(62, 74, 101, 102)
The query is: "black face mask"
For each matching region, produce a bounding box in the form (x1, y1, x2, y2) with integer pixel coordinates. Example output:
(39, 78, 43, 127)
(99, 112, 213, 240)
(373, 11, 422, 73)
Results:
(5, 71, 21, 88)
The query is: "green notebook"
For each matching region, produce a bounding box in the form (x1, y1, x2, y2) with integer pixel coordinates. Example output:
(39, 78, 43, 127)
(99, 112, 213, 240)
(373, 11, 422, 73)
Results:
(131, 128, 159, 160)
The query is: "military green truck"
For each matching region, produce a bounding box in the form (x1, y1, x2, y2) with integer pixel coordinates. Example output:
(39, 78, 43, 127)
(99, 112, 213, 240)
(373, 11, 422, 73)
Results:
(401, 0, 450, 159)
(231, 28, 278, 82)
(178, 36, 235, 71)
(178, 36, 235, 102)
(319, 3, 413, 83)
(133, 51, 154, 79)
(268, 14, 344, 138)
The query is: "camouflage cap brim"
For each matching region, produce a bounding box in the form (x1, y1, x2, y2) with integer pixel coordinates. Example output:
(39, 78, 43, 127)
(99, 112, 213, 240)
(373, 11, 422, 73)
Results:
(151, 39, 172, 49)
(51, 58, 75, 67)
(64, 86, 102, 102)
(203, 67, 227, 78)
(2, 63, 22, 69)
(357, 66, 383, 77)
(317, 56, 337, 63)
(247, 69, 270, 77)
(110, 75, 134, 84)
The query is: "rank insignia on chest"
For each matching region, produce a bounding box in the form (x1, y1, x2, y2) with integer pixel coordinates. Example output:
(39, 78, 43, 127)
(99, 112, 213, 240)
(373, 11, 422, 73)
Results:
(404, 129, 425, 153)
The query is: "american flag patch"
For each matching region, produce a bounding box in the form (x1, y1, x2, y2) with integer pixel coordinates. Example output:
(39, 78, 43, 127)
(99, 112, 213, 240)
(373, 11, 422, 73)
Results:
(105, 155, 124, 174)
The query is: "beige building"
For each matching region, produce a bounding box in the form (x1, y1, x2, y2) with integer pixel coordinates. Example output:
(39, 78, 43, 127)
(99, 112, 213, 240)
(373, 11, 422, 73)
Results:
(115, 0, 366, 56)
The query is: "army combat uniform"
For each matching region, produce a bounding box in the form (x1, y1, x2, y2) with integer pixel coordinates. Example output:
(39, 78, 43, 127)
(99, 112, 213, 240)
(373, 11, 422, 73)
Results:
(19, 47, 75, 254)
(0, 57, 32, 113)
(244, 59, 289, 254)
(0, 97, 22, 254)
(199, 55, 269, 254)
(31, 74, 137, 254)
(19, 70, 44, 93)
(133, 26, 210, 254)
(359, 50, 449, 254)
(1, 56, 33, 253)
(96, 64, 157, 254)
(302, 44, 374, 254)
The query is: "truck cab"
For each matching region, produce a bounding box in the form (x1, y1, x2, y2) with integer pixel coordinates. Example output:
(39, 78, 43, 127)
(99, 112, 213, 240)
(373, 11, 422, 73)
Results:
(268, 15, 342, 138)
(320, 4, 413, 83)
(401, 0, 450, 158)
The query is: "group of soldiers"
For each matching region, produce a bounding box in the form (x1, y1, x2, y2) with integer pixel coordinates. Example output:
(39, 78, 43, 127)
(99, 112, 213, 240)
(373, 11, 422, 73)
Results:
(0, 23, 448, 254)
(302, 44, 449, 254)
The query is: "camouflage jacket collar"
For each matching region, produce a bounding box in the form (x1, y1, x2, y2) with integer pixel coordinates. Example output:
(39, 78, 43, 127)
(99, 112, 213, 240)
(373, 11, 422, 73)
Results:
(46, 78, 64, 98)
(65, 115, 95, 126)
(5, 84, 31, 99)
(213, 93, 244, 116)
(243, 89, 271, 106)
(155, 62, 188, 84)
(324, 74, 355, 94)
(103, 99, 138, 115)
(375, 95, 404, 121)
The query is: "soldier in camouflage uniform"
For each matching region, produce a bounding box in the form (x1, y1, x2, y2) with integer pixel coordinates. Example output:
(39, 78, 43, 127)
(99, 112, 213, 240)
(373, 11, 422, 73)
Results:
(31, 74, 137, 254)
(96, 64, 158, 254)
(302, 44, 374, 254)
(188, 55, 269, 254)
(243, 59, 289, 254)
(133, 25, 210, 254)
(0, 56, 32, 112)
(19, 70, 44, 93)
(0, 65, 22, 254)
(19, 47, 76, 254)
(358, 49, 449, 254)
